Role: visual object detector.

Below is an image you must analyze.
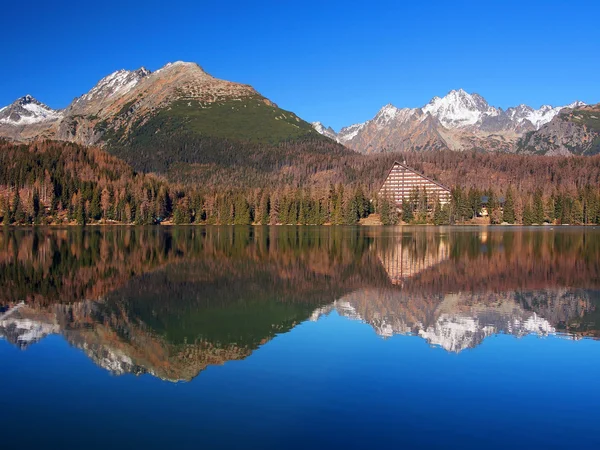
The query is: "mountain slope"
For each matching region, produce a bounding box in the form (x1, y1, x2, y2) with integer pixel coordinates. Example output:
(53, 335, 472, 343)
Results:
(0, 62, 343, 179)
(517, 103, 600, 156)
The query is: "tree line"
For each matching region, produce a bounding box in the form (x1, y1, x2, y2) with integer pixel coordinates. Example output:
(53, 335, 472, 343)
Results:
(1, 140, 599, 226)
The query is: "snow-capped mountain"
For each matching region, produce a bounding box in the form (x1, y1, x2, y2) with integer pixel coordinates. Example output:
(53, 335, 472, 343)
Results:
(0, 95, 63, 126)
(311, 121, 337, 141)
(337, 122, 367, 144)
(71, 67, 151, 111)
(310, 289, 583, 353)
(312, 89, 588, 154)
(422, 89, 500, 129)
(0, 303, 60, 349)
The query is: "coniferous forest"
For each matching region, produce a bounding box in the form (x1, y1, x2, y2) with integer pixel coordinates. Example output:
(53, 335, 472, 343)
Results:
(1, 139, 600, 226)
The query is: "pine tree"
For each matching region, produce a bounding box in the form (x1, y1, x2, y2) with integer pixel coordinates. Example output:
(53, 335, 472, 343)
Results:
(13, 189, 25, 224)
(234, 195, 251, 225)
(532, 190, 544, 224)
(401, 198, 413, 224)
(572, 199, 584, 225)
(90, 189, 102, 221)
(269, 193, 280, 225)
(258, 190, 270, 225)
(379, 196, 397, 225)
(32, 189, 41, 224)
(522, 201, 533, 225)
(433, 198, 443, 225)
(343, 193, 359, 225)
(76, 194, 87, 226)
(503, 187, 515, 224)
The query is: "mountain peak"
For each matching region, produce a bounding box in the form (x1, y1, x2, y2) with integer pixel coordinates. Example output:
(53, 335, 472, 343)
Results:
(422, 89, 498, 128)
(79, 67, 152, 104)
(0, 94, 62, 126)
(156, 61, 208, 75)
(567, 100, 586, 109)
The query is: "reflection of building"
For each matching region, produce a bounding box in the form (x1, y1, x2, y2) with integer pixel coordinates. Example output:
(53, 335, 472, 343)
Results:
(377, 238, 450, 285)
(378, 162, 451, 207)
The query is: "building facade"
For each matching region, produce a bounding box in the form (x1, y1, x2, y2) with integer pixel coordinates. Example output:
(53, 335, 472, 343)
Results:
(378, 162, 451, 207)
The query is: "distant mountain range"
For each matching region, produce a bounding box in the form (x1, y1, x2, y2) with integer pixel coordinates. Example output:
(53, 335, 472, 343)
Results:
(312, 89, 598, 155)
(0, 62, 598, 167)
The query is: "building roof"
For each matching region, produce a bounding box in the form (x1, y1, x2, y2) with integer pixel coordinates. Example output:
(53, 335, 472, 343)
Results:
(380, 161, 451, 193)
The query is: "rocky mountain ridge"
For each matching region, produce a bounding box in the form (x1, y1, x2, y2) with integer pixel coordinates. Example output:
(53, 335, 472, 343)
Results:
(0, 94, 63, 126)
(314, 89, 590, 154)
(517, 103, 600, 156)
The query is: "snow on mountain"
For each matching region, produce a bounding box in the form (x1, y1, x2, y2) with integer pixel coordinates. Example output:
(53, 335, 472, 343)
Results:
(78, 67, 151, 104)
(506, 104, 560, 129)
(422, 89, 500, 128)
(313, 104, 419, 144)
(311, 88, 590, 154)
(567, 100, 586, 109)
(312, 290, 559, 353)
(337, 122, 366, 143)
(0, 95, 63, 125)
(372, 104, 418, 129)
(0, 303, 60, 349)
(311, 121, 338, 141)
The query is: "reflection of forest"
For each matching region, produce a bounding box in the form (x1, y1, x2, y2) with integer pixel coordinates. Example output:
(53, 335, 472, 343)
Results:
(0, 227, 599, 380)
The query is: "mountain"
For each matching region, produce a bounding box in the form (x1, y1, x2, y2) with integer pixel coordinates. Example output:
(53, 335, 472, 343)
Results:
(0, 94, 62, 125)
(517, 103, 600, 156)
(0, 95, 63, 141)
(311, 288, 594, 353)
(337, 104, 448, 153)
(0, 62, 345, 181)
(314, 89, 589, 154)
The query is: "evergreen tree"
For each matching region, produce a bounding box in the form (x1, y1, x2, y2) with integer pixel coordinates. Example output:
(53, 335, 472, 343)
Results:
(32, 189, 41, 224)
(90, 189, 102, 221)
(269, 193, 280, 225)
(572, 199, 584, 225)
(332, 185, 344, 225)
(379, 196, 397, 225)
(401, 198, 413, 223)
(234, 195, 251, 225)
(532, 190, 544, 224)
(554, 194, 563, 223)
(258, 190, 270, 225)
(343, 193, 359, 225)
(76, 195, 87, 226)
(13, 189, 25, 224)
(503, 187, 515, 224)
(433, 198, 444, 225)
(522, 202, 533, 225)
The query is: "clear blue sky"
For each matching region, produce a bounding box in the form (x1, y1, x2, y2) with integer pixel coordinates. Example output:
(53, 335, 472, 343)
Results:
(2, 0, 598, 130)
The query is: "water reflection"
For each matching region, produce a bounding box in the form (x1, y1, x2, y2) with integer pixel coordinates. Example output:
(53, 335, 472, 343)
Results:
(0, 226, 599, 380)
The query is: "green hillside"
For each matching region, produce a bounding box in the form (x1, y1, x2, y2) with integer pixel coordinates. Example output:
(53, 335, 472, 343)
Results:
(102, 96, 339, 176)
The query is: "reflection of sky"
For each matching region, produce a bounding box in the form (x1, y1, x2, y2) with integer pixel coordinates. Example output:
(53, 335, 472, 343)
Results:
(2, 312, 600, 450)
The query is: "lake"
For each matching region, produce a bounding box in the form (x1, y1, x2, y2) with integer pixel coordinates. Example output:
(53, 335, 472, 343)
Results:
(1, 226, 600, 449)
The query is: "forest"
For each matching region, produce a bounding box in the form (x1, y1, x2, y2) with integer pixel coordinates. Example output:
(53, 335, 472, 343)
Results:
(1, 139, 600, 226)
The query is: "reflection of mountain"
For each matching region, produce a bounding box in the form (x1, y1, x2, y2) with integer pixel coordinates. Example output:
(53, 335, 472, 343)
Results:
(0, 303, 60, 348)
(0, 227, 383, 381)
(312, 288, 599, 352)
(0, 227, 599, 379)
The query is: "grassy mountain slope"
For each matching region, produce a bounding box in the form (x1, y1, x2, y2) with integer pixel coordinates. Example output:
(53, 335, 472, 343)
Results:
(103, 96, 337, 175)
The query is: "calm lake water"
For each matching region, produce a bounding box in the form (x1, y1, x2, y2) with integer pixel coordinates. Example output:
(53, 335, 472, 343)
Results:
(1, 226, 600, 449)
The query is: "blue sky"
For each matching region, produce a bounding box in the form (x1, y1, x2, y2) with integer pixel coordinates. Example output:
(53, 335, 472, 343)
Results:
(2, 0, 598, 130)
